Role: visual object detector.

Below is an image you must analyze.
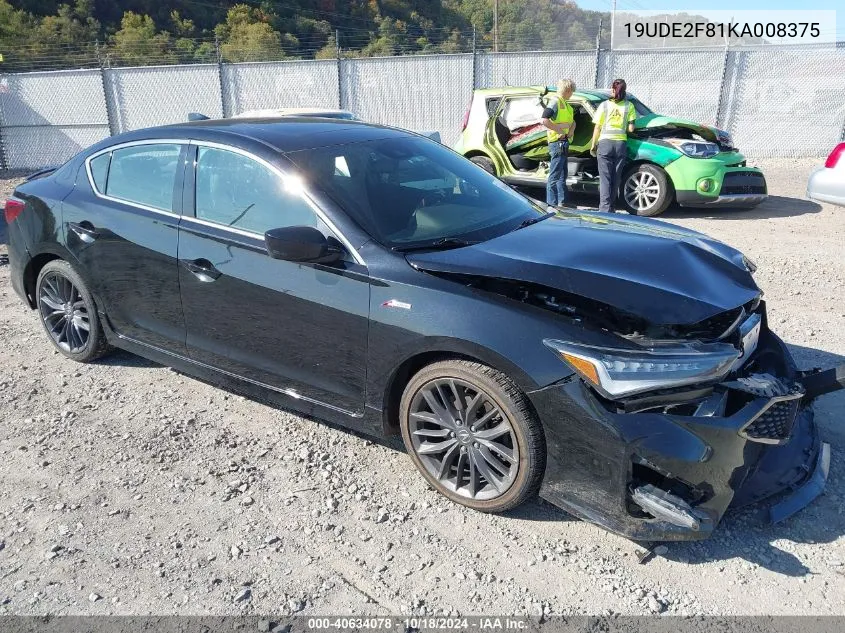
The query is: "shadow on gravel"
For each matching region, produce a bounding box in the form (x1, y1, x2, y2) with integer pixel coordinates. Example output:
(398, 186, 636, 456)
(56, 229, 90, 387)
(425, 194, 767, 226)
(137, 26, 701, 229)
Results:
(514, 187, 823, 221)
(97, 349, 162, 368)
(659, 344, 845, 576)
(660, 196, 823, 221)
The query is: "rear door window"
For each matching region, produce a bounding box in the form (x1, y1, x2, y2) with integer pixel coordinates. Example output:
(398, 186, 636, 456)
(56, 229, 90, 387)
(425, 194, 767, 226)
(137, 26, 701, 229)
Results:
(105, 144, 182, 212)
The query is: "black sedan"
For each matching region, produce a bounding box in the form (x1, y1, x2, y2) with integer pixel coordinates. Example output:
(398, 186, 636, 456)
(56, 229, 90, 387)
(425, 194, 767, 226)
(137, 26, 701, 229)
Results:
(5, 118, 842, 540)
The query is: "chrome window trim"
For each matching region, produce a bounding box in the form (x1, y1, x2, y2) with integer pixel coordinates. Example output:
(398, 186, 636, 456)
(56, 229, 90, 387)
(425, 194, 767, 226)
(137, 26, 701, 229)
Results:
(180, 214, 267, 242)
(84, 138, 189, 218)
(190, 140, 366, 266)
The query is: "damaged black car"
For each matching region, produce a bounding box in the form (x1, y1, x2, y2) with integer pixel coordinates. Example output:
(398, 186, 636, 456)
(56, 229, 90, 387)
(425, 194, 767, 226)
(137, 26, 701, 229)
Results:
(7, 118, 842, 540)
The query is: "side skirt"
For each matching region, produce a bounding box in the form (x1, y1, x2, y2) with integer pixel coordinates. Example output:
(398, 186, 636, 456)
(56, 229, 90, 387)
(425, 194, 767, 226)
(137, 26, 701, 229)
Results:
(101, 319, 384, 437)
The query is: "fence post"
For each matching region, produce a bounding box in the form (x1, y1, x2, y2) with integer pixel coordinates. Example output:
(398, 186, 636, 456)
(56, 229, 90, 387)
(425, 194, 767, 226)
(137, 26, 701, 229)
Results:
(471, 26, 478, 89)
(593, 19, 603, 89)
(336, 30, 344, 110)
(96, 41, 118, 137)
(0, 82, 7, 169)
(215, 35, 230, 118)
(714, 45, 730, 130)
(0, 122, 7, 171)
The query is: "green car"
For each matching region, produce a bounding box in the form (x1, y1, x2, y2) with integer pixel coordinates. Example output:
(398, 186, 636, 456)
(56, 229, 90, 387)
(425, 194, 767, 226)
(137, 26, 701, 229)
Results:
(454, 86, 767, 216)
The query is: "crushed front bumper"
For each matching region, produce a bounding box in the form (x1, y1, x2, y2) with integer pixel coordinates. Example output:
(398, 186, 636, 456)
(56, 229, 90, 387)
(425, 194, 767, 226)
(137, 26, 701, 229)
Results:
(530, 327, 837, 541)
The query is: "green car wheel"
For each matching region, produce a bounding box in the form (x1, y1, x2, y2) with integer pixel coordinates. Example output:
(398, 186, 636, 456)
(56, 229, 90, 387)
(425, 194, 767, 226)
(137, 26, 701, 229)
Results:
(621, 163, 673, 217)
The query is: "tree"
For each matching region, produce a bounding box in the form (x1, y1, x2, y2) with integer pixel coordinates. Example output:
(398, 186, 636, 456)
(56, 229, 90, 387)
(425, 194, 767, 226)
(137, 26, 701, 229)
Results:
(1, 0, 613, 69)
(169, 10, 200, 63)
(214, 4, 285, 62)
(111, 11, 174, 65)
(35, 0, 99, 47)
(0, 0, 38, 54)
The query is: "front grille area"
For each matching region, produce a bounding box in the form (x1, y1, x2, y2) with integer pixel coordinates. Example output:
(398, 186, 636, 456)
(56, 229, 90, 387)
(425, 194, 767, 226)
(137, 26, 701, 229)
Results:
(721, 171, 767, 195)
(741, 383, 804, 444)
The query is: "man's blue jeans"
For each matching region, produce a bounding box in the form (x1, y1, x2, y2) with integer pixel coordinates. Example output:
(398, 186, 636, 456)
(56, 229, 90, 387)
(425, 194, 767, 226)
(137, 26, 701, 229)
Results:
(546, 140, 569, 207)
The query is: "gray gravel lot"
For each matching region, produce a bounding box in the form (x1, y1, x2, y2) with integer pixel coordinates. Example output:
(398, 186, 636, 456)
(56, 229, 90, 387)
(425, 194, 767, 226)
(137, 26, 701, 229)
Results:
(0, 158, 843, 616)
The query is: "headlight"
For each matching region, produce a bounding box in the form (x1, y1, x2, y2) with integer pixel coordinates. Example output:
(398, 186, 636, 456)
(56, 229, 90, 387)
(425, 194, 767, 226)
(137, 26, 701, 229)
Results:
(666, 138, 719, 158)
(543, 339, 740, 399)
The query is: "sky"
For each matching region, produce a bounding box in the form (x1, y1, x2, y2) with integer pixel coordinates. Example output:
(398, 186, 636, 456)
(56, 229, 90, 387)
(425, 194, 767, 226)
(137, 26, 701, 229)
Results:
(576, 0, 844, 42)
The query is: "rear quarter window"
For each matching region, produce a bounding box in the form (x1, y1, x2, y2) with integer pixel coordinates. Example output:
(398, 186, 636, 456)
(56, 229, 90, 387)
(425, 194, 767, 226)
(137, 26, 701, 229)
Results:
(88, 153, 110, 193)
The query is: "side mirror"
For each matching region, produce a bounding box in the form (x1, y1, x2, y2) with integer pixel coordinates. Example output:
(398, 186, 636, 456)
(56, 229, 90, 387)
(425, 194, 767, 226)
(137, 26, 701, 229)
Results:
(264, 226, 343, 264)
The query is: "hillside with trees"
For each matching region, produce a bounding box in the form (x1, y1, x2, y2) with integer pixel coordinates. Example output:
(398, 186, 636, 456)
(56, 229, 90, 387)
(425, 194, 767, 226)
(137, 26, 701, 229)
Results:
(0, 0, 609, 70)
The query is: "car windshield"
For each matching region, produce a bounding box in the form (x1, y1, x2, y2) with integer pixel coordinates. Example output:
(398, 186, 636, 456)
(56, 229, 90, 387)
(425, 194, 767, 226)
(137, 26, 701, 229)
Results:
(287, 136, 545, 250)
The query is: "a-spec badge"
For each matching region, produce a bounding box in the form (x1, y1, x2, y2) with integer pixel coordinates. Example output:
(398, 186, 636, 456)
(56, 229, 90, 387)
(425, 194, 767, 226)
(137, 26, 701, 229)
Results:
(381, 299, 412, 310)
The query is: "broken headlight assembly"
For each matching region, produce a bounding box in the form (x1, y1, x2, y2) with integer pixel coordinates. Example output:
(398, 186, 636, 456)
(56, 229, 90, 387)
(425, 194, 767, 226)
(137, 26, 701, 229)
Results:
(543, 339, 740, 399)
(666, 138, 720, 158)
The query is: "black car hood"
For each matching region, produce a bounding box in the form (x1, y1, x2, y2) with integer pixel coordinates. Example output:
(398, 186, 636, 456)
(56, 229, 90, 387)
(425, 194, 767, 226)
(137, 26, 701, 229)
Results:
(407, 212, 760, 326)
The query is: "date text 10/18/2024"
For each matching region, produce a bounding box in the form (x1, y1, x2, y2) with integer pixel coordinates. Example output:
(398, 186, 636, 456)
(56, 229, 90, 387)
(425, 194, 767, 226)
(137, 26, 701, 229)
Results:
(306, 617, 530, 631)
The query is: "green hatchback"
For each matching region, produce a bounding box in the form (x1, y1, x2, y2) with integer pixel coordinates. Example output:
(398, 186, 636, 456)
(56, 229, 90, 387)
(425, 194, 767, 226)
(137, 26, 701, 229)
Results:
(454, 86, 767, 216)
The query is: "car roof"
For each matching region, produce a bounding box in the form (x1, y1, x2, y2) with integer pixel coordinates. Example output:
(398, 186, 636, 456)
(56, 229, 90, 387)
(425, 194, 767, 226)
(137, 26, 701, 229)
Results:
(474, 86, 614, 101)
(85, 117, 412, 155)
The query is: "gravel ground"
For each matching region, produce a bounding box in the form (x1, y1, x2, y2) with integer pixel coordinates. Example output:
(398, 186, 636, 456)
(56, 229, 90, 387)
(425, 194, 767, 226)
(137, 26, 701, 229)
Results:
(0, 158, 843, 617)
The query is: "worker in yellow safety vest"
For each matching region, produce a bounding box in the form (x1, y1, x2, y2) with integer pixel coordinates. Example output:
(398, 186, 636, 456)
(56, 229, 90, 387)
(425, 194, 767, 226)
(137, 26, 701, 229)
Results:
(541, 79, 576, 208)
(589, 78, 636, 212)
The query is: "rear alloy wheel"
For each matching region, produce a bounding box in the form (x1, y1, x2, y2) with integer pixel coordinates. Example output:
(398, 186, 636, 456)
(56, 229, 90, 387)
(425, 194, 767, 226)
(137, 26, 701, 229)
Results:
(621, 163, 673, 216)
(36, 260, 110, 362)
(399, 360, 545, 512)
(470, 155, 497, 176)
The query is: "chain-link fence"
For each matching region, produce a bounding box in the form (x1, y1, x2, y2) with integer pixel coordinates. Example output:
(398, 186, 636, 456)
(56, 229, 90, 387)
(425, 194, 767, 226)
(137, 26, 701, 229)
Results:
(598, 49, 727, 127)
(721, 46, 845, 158)
(103, 65, 223, 134)
(1, 45, 844, 169)
(341, 54, 474, 145)
(0, 68, 110, 169)
(475, 50, 597, 90)
(222, 60, 340, 117)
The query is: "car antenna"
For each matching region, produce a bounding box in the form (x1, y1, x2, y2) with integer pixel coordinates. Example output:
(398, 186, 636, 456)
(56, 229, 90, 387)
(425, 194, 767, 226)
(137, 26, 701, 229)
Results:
(187, 112, 210, 122)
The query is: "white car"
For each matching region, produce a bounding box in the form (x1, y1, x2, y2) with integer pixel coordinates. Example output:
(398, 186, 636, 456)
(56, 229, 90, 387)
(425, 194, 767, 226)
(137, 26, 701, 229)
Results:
(231, 108, 442, 143)
(807, 143, 845, 207)
(233, 108, 360, 121)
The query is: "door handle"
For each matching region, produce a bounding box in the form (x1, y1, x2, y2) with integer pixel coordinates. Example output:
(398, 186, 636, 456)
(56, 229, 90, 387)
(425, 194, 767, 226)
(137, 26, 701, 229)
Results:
(68, 221, 99, 244)
(181, 258, 222, 282)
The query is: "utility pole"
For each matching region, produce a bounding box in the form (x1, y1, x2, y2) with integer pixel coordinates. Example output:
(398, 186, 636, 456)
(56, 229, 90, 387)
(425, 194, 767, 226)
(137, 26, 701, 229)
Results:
(471, 25, 478, 89)
(494, 0, 499, 53)
(594, 18, 603, 89)
(610, 0, 616, 50)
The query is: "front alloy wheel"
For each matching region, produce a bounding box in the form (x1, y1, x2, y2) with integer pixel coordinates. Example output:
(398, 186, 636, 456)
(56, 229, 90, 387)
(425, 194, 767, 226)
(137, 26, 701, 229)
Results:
(400, 360, 545, 513)
(621, 163, 673, 216)
(408, 377, 520, 501)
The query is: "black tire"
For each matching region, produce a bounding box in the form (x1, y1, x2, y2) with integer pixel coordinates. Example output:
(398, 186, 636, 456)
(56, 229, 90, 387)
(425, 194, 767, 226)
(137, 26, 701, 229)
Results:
(35, 259, 111, 363)
(399, 359, 545, 513)
(470, 155, 497, 176)
(620, 163, 673, 217)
